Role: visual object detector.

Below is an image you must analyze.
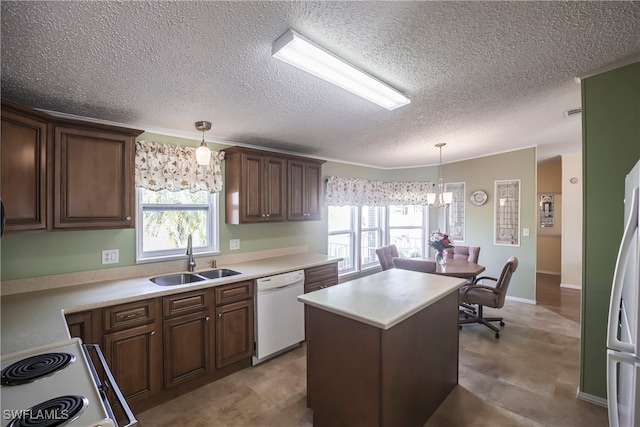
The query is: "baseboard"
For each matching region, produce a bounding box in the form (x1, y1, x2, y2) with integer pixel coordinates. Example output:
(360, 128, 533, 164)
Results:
(560, 283, 582, 290)
(536, 269, 561, 275)
(576, 388, 608, 408)
(505, 295, 537, 305)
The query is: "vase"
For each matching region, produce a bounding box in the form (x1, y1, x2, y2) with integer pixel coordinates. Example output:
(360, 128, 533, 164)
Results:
(436, 251, 447, 266)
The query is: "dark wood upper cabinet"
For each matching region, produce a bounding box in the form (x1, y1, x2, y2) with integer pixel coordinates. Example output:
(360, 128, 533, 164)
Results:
(0, 99, 49, 233)
(53, 125, 139, 229)
(224, 146, 324, 224)
(225, 147, 286, 224)
(1, 98, 143, 232)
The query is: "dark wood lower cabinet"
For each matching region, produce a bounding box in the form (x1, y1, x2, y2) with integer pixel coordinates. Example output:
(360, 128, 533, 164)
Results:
(103, 323, 162, 404)
(163, 311, 212, 388)
(66, 278, 262, 415)
(215, 299, 254, 368)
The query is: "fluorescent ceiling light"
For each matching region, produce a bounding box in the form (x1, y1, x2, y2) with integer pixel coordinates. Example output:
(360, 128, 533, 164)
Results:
(272, 29, 410, 111)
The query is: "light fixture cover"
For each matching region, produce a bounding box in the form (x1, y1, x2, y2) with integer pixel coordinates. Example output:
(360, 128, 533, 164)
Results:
(196, 144, 211, 165)
(272, 29, 410, 110)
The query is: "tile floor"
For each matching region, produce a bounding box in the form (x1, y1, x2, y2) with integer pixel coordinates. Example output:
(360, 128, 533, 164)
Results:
(137, 280, 608, 427)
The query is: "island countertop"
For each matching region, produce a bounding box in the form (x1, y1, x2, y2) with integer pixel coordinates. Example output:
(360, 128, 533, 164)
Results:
(298, 268, 466, 330)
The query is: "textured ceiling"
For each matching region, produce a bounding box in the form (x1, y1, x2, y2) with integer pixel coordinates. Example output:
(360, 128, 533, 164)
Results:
(2, 1, 639, 168)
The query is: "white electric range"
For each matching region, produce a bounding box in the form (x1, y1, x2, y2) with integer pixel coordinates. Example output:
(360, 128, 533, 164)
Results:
(1, 338, 136, 427)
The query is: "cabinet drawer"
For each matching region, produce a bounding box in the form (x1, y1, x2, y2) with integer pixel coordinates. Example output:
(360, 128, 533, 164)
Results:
(103, 299, 155, 331)
(215, 280, 254, 306)
(305, 263, 338, 285)
(304, 279, 337, 294)
(163, 290, 210, 317)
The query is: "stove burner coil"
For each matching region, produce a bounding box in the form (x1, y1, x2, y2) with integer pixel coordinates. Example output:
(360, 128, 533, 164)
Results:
(1, 353, 74, 386)
(6, 395, 87, 427)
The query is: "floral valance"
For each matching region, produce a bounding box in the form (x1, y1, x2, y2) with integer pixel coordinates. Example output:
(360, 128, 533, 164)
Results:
(135, 140, 225, 194)
(325, 176, 435, 207)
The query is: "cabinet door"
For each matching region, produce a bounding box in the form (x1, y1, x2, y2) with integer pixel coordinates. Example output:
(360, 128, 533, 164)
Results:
(0, 108, 48, 232)
(240, 152, 265, 223)
(53, 126, 134, 229)
(163, 311, 212, 388)
(103, 323, 161, 403)
(66, 312, 94, 344)
(263, 156, 286, 221)
(288, 160, 322, 221)
(304, 162, 322, 220)
(215, 300, 254, 368)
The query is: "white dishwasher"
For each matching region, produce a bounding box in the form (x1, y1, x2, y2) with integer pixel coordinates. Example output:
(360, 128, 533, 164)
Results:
(253, 270, 305, 365)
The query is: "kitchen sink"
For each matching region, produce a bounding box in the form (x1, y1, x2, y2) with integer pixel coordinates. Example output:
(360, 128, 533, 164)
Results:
(196, 268, 241, 279)
(150, 269, 241, 286)
(150, 273, 206, 286)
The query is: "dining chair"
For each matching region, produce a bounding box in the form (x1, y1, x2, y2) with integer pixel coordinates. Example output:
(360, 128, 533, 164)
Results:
(375, 244, 399, 270)
(392, 257, 436, 273)
(458, 256, 518, 339)
(444, 246, 480, 263)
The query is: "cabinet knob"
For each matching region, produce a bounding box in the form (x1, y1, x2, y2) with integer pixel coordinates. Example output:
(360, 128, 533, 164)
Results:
(206, 316, 210, 321)
(266, 214, 270, 217)
(150, 331, 155, 335)
(218, 313, 222, 318)
(126, 216, 132, 221)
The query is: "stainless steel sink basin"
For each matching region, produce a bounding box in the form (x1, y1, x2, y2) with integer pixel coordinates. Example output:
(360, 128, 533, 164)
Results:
(150, 269, 241, 286)
(150, 273, 206, 286)
(196, 268, 241, 279)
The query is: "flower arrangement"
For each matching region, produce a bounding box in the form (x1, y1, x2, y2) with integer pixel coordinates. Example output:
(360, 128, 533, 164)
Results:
(429, 231, 454, 253)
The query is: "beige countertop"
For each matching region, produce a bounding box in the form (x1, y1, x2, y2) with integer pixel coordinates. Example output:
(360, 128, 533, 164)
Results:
(1, 252, 339, 355)
(297, 269, 466, 330)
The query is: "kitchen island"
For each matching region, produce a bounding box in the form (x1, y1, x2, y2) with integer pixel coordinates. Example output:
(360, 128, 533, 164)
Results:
(298, 268, 466, 427)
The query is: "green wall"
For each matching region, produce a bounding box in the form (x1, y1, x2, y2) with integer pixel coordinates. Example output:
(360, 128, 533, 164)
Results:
(581, 62, 640, 399)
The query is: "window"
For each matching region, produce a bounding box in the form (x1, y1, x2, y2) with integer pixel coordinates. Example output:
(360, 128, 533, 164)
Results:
(328, 206, 356, 272)
(328, 204, 428, 274)
(388, 205, 428, 258)
(360, 206, 384, 268)
(136, 188, 219, 261)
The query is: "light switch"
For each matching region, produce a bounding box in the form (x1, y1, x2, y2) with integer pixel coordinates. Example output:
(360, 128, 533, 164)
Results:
(523, 228, 530, 237)
(230, 239, 240, 250)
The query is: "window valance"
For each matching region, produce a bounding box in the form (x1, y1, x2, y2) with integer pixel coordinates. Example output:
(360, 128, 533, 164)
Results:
(325, 176, 435, 207)
(135, 140, 225, 194)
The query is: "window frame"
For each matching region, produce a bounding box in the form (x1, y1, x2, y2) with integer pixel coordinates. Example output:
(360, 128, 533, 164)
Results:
(136, 188, 220, 263)
(327, 206, 357, 274)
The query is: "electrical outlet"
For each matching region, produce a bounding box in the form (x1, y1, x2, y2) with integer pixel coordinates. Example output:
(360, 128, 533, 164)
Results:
(230, 239, 240, 250)
(522, 228, 530, 237)
(102, 249, 119, 264)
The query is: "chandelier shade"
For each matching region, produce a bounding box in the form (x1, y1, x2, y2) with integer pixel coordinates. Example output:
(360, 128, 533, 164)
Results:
(427, 143, 453, 208)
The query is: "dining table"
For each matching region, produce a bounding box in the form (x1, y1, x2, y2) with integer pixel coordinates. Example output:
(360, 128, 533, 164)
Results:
(427, 258, 486, 282)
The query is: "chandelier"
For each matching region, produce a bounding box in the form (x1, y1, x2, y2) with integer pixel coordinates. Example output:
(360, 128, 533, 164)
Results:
(427, 143, 453, 208)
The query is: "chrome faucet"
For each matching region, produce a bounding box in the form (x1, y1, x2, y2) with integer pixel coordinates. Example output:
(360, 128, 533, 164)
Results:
(186, 234, 196, 272)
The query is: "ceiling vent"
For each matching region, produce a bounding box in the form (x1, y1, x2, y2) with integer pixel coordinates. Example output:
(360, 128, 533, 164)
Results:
(564, 108, 582, 118)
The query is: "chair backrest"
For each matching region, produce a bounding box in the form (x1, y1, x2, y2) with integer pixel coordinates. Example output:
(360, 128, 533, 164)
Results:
(375, 244, 399, 270)
(445, 246, 480, 263)
(494, 256, 519, 308)
(392, 257, 436, 273)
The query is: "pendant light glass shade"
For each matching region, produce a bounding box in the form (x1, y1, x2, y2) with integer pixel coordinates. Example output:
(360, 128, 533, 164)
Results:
(195, 121, 212, 165)
(427, 143, 453, 208)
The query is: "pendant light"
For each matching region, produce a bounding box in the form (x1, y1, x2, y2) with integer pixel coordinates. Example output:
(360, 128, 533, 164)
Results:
(195, 121, 212, 165)
(427, 143, 453, 208)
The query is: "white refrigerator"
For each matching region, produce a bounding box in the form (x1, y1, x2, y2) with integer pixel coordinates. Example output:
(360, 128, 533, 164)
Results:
(607, 159, 640, 427)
